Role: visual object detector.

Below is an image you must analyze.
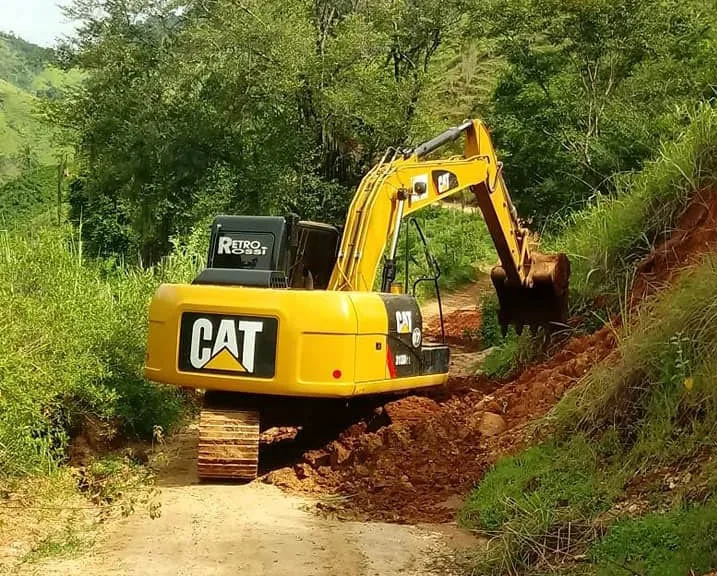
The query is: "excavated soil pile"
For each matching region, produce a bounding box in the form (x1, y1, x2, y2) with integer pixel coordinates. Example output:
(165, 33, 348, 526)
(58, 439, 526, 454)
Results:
(266, 326, 616, 523)
(632, 189, 717, 303)
(424, 308, 482, 348)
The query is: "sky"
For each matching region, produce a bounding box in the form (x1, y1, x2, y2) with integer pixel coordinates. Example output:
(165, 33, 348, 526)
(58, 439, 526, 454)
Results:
(1, 0, 76, 47)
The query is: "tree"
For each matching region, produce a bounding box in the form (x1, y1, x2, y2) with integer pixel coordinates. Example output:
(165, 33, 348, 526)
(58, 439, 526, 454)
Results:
(474, 0, 717, 224)
(57, 0, 462, 261)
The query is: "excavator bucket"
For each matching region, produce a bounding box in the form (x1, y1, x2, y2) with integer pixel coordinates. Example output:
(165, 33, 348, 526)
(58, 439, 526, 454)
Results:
(490, 252, 571, 336)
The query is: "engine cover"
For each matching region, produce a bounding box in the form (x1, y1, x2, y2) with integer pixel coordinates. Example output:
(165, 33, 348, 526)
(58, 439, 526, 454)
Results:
(144, 284, 449, 398)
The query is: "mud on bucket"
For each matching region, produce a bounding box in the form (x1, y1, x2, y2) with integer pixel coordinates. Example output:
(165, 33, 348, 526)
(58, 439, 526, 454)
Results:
(490, 252, 571, 336)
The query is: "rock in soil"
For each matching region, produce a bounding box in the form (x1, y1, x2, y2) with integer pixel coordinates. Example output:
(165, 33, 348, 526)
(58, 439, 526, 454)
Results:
(477, 412, 506, 437)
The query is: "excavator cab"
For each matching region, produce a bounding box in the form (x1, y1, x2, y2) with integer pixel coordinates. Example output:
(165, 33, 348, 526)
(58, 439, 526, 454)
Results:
(194, 214, 340, 291)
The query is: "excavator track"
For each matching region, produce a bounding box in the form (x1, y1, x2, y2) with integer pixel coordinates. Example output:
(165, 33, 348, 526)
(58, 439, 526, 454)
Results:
(197, 403, 260, 481)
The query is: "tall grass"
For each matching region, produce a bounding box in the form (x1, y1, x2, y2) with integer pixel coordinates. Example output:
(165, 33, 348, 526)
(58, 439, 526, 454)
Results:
(548, 104, 717, 307)
(0, 225, 201, 477)
(552, 254, 717, 463)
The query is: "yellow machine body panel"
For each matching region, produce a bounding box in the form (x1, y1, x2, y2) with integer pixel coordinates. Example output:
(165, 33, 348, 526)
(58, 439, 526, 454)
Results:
(144, 283, 448, 398)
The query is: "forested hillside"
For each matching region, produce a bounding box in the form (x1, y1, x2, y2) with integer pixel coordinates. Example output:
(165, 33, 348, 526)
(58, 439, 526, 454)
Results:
(51, 0, 717, 261)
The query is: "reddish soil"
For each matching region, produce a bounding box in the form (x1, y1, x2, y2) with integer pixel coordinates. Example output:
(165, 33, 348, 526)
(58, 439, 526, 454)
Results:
(424, 308, 482, 348)
(632, 189, 717, 303)
(265, 326, 616, 523)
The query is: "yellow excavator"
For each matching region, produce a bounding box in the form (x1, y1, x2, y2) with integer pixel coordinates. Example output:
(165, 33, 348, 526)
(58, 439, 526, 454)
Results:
(144, 119, 570, 480)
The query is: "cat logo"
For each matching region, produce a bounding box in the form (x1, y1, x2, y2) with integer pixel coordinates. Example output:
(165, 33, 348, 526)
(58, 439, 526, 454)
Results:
(437, 172, 451, 193)
(396, 311, 412, 334)
(432, 169, 459, 195)
(189, 318, 263, 372)
(179, 313, 278, 378)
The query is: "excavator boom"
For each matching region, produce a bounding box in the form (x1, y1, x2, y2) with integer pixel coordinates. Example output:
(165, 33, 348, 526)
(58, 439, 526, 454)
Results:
(328, 119, 570, 334)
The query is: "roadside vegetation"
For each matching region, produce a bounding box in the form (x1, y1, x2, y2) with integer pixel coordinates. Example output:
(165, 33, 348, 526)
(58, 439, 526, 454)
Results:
(0, 226, 199, 477)
(461, 106, 717, 574)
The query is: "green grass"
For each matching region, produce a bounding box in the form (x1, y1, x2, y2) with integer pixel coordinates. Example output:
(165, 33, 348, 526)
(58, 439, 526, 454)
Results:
(31, 66, 85, 96)
(461, 439, 620, 532)
(22, 528, 90, 563)
(552, 255, 717, 460)
(460, 438, 624, 574)
(0, 33, 81, 181)
(0, 79, 61, 177)
(477, 292, 538, 378)
(463, 254, 717, 575)
(0, 225, 200, 477)
(479, 336, 523, 378)
(590, 500, 717, 576)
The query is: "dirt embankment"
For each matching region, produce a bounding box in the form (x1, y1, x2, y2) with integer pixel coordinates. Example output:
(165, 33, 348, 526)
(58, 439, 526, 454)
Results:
(632, 189, 717, 302)
(424, 308, 483, 349)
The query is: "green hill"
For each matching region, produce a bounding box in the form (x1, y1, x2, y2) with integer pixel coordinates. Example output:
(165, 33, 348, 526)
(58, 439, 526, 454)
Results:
(0, 78, 58, 175)
(0, 33, 80, 183)
(0, 32, 52, 92)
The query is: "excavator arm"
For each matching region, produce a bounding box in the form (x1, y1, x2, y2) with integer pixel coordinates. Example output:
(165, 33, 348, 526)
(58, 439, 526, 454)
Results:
(328, 119, 570, 334)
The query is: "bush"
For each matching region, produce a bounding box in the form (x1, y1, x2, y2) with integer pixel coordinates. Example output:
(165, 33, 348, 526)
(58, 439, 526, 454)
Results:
(0, 165, 58, 226)
(0, 226, 200, 476)
(478, 292, 503, 349)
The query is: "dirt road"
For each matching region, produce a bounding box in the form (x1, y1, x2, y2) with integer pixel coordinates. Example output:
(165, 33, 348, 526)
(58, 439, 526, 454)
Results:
(17, 426, 474, 576)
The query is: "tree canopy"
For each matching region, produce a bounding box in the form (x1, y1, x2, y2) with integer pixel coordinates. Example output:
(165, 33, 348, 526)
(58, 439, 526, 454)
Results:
(480, 0, 717, 222)
(56, 0, 717, 259)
